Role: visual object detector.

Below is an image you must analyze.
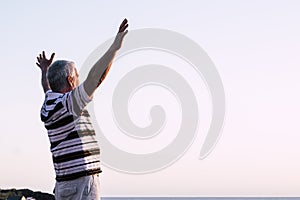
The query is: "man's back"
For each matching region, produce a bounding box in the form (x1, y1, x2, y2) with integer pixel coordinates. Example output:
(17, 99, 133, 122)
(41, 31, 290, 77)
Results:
(41, 84, 101, 182)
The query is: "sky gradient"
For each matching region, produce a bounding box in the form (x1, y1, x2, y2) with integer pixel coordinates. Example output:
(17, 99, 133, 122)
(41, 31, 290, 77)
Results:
(0, 0, 300, 197)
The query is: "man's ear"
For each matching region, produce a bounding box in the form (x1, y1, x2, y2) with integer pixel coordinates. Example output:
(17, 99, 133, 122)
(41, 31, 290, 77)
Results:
(67, 75, 74, 87)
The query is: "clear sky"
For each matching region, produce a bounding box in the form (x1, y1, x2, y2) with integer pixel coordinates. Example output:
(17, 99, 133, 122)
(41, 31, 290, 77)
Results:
(0, 0, 300, 197)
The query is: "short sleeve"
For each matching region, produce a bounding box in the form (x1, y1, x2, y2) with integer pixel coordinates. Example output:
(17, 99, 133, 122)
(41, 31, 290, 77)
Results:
(65, 84, 93, 116)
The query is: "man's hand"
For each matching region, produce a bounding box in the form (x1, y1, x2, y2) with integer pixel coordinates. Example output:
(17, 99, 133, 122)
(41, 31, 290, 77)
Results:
(36, 51, 55, 71)
(112, 18, 128, 51)
(36, 51, 55, 93)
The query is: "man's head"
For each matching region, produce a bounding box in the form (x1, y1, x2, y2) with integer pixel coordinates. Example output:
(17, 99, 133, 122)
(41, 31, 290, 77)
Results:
(47, 60, 80, 93)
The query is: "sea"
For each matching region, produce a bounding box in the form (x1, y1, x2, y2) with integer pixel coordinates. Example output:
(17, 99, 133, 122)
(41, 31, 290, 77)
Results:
(102, 198, 300, 200)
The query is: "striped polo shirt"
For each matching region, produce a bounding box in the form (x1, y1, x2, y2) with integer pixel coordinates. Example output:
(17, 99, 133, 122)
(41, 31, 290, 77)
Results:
(40, 84, 101, 182)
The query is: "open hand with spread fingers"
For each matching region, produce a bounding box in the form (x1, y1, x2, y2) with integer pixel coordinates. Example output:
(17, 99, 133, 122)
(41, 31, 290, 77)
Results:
(36, 51, 55, 72)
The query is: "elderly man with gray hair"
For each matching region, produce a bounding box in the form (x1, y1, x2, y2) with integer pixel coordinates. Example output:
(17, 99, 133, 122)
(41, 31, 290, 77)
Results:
(36, 19, 128, 200)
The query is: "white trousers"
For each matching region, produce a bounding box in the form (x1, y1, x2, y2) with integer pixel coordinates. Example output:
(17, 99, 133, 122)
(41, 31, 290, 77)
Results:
(55, 174, 100, 200)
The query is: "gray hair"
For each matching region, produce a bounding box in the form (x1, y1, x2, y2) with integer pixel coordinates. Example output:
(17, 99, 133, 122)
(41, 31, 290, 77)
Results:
(47, 60, 75, 92)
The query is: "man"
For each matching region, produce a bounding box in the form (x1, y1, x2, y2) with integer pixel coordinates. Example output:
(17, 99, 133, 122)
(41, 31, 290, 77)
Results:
(36, 19, 128, 200)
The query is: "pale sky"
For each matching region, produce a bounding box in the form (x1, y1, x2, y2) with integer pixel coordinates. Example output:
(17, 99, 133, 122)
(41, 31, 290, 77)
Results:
(0, 0, 300, 197)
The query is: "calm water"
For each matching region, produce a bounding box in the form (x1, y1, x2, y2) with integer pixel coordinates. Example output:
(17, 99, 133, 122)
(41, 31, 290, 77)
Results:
(102, 198, 299, 200)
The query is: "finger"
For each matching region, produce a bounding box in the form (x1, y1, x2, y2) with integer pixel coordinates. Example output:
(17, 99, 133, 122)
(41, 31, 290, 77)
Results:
(39, 54, 42, 60)
(120, 18, 128, 28)
(119, 23, 128, 33)
(50, 53, 55, 62)
(37, 57, 40, 62)
(122, 24, 129, 32)
(36, 62, 41, 67)
(42, 51, 46, 59)
(119, 18, 128, 32)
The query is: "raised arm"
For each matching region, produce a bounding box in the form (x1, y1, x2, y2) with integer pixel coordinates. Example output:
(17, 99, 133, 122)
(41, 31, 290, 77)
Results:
(36, 51, 55, 93)
(83, 18, 128, 96)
